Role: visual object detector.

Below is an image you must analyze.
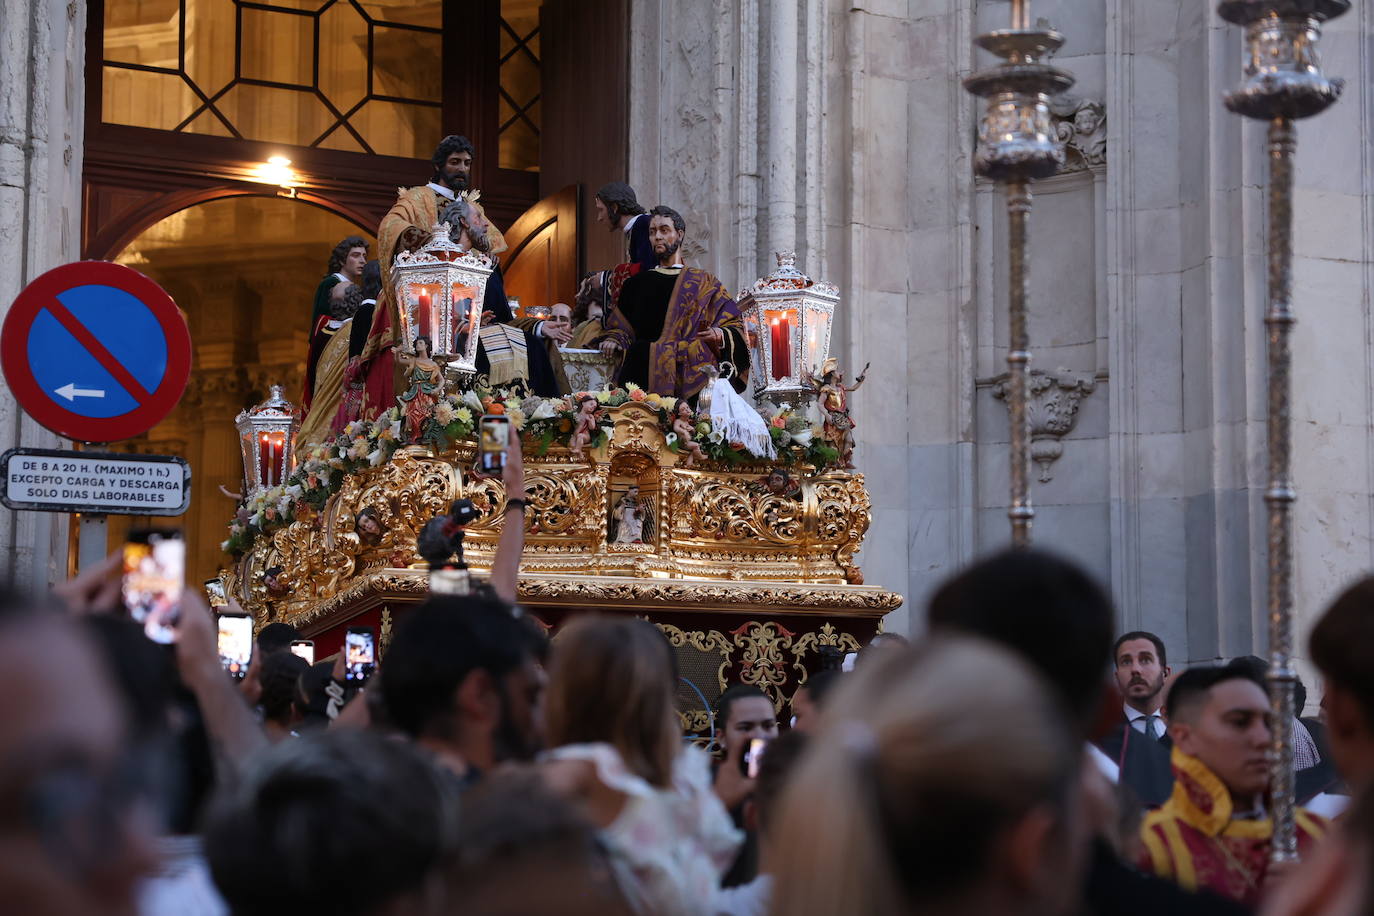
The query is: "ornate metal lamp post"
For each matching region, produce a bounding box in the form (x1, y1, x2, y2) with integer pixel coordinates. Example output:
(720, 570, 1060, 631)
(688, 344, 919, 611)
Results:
(963, 0, 1074, 547)
(1216, 0, 1348, 862)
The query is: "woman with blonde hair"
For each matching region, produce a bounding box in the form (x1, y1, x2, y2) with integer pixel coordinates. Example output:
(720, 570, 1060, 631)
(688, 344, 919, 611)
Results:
(542, 615, 741, 916)
(768, 636, 1086, 916)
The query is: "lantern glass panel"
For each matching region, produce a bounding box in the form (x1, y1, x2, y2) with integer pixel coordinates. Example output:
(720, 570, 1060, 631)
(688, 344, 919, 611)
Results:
(452, 281, 483, 355)
(404, 281, 444, 348)
(764, 307, 798, 381)
(803, 305, 831, 378)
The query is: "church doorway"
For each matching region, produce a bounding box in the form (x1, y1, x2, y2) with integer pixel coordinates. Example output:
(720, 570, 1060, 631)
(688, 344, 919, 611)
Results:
(103, 194, 375, 585)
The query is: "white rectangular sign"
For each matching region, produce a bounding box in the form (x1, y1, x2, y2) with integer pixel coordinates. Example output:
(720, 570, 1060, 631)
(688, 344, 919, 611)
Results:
(2, 448, 190, 515)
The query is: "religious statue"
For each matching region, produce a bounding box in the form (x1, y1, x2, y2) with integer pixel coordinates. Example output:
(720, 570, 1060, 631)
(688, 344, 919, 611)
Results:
(598, 206, 750, 400)
(568, 276, 608, 349)
(359, 135, 561, 415)
(302, 237, 369, 432)
(761, 468, 801, 498)
(671, 401, 707, 467)
(610, 484, 654, 545)
(355, 506, 386, 548)
(263, 565, 288, 599)
(814, 358, 868, 469)
(396, 336, 445, 439)
(331, 260, 382, 436)
(568, 395, 601, 461)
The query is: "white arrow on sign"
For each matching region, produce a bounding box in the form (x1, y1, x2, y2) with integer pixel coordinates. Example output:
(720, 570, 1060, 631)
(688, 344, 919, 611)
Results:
(54, 383, 106, 402)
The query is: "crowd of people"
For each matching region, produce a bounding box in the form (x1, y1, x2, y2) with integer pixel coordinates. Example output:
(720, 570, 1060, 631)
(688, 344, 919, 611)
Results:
(7, 531, 1374, 915)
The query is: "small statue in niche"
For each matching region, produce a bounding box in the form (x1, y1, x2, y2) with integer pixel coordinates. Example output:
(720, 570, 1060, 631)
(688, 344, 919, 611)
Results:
(761, 467, 801, 499)
(813, 358, 868, 469)
(355, 506, 387, 548)
(610, 484, 654, 545)
(396, 335, 446, 439)
(568, 394, 601, 460)
(671, 400, 707, 467)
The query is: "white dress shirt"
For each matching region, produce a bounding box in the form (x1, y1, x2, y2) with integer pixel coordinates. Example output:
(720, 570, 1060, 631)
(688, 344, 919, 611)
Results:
(1125, 703, 1167, 739)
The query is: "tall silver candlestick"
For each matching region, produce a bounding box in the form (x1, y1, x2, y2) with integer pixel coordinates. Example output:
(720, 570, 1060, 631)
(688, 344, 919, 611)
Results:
(964, 0, 1074, 547)
(1216, 0, 1348, 862)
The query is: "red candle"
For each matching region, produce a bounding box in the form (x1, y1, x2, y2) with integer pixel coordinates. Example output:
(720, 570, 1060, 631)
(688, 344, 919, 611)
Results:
(258, 434, 272, 488)
(271, 435, 284, 486)
(770, 315, 791, 380)
(417, 291, 432, 339)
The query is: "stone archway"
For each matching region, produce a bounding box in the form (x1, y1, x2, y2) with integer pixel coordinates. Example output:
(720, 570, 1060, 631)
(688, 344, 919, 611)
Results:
(103, 195, 377, 585)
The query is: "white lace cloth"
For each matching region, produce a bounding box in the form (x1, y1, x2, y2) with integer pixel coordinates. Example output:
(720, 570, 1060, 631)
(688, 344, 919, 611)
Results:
(545, 743, 742, 916)
(705, 377, 776, 458)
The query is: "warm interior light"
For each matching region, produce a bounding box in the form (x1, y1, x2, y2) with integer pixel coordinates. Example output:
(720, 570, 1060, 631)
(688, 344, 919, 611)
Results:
(250, 155, 298, 188)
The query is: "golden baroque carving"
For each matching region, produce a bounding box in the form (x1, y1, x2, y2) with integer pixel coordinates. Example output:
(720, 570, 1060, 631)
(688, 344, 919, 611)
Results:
(231, 405, 899, 622)
(731, 620, 796, 705)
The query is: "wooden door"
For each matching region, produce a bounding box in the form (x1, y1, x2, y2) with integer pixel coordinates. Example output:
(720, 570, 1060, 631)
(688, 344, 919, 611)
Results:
(500, 185, 580, 310)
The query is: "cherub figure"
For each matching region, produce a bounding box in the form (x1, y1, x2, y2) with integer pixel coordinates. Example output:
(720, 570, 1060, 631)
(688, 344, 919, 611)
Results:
(671, 400, 707, 467)
(568, 395, 601, 460)
(813, 358, 869, 469)
(761, 467, 801, 498)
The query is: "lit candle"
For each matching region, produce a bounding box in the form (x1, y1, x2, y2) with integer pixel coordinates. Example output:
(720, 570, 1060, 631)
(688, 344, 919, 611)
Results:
(417, 291, 432, 339)
(271, 435, 284, 485)
(258, 434, 272, 488)
(770, 315, 791, 380)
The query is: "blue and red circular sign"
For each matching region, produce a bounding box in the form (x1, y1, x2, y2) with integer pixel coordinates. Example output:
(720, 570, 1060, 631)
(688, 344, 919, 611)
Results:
(1, 261, 191, 443)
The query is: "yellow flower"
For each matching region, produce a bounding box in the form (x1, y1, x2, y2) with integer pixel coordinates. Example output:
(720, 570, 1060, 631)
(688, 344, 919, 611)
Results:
(624, 382, 642, 393)
(455, 407, 473, 424)
(505, 406, 526, 429)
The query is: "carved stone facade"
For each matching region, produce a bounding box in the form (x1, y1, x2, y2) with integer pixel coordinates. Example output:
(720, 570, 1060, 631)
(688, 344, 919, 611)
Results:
(993, 369, 1098, 483)
(628, 0, 1374, 691)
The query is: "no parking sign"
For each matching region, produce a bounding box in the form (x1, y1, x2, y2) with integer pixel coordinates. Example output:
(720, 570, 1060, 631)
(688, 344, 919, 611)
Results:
(0, 261, 192, 443)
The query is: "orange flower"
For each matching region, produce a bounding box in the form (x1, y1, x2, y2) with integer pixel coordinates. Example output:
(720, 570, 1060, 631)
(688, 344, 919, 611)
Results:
(487, 403, 506, 415)
(629, 388, 647, 402)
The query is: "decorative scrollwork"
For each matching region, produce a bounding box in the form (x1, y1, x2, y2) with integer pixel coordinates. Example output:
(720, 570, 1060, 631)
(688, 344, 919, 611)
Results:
(657, 622, 732, 696)
(731, 620, 796, 705)
(790, 622, 862, 681)
(232, 408, 901, 623)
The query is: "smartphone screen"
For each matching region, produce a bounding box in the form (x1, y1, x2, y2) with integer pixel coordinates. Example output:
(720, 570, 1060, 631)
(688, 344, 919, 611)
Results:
(216, 613, 253, 680)
(740, 737, 770, 779)
(344, 628, 376, 683)
(290, 640, 315, 666)
(478, 414, 510, 474)
(122, 530, 184, 644)
(204, 577, 227, 608)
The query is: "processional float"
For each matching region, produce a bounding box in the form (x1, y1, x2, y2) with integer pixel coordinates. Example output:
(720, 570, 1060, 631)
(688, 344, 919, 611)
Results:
(218, 238, 900, 736)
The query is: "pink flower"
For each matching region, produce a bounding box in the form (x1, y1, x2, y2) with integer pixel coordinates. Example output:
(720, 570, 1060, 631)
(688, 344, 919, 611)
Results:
(771, 415, 786, 429)
(629, 388, 647, 402)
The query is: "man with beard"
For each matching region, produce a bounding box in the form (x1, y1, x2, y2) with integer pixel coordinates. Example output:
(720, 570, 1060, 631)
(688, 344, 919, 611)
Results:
(359, 135, 561, 412)
(598, 206, 749, 399)
(380, 594, 547, 788)
(1097, 630, 1176, 806)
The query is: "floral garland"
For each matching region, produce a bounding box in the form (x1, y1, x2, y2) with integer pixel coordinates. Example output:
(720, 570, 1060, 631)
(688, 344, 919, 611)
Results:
(223, 384, 838, 558)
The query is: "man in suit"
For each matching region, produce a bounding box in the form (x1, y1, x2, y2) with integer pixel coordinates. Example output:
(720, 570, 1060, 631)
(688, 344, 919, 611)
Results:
(1099, 631, 1175, 807)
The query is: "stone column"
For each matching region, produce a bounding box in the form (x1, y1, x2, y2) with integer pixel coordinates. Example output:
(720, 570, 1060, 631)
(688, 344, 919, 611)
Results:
(0, 0, 86, 587)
